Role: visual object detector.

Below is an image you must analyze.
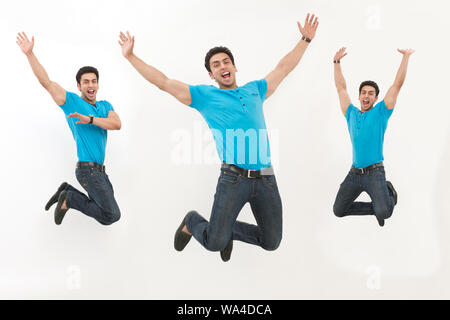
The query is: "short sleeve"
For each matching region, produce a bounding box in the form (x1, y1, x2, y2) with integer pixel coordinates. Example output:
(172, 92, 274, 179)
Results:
(104, 101, 114, 112)
(345, 104, 356, 122)
(378, 100, 393, 120)
(255, 79, 268, 102)
(189, 85, 210, 111)
(59, 91, 77, 113)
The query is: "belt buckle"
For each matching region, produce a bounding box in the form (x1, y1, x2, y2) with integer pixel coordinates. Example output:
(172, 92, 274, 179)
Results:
(247, 170, 255, 179)
(360, 168, 365, 174)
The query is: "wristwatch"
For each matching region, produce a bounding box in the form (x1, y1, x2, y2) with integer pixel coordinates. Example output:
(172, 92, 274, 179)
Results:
(89, 116, 94, 124)
(301, 36, 312, 43)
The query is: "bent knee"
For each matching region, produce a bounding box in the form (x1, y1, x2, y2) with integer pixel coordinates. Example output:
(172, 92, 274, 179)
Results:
(205, 236, 229, 252)
(101, 210, 121, 225)
(333, 205, 346, 218)
(262, 235, 282, 251)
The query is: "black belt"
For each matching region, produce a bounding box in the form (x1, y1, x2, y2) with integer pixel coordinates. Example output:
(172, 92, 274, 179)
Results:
(76, 161, 106, 172)
(221, 163, 273, 179)
(351, 162, 383, 175)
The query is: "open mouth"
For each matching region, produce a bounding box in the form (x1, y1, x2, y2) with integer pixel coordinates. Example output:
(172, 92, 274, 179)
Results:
(363, 100, 370, 107)
(87, 89, 95, 96)
(221, 72, 231, 80)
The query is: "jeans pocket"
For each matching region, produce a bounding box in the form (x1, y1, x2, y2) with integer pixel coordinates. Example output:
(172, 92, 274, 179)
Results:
(372, 167, 386, 178)
(221, 171, 239, 184)
(76, 168, 90, 188)
(262, 175, 277, 189)
(90, 171, 108, 191)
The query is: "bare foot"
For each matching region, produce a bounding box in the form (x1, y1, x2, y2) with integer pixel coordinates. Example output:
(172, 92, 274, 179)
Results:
(182, 225, 191, 235)
(61, 200, 68, 210)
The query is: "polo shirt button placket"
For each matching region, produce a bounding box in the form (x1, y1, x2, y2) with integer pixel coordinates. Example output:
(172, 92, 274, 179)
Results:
(237, 91, 246, 109)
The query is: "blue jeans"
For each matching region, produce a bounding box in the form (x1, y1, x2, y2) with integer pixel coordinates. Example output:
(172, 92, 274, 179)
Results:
(333, 166, 395, 220)
(65, 166, 121, 225)
(185, 167, 283, 252)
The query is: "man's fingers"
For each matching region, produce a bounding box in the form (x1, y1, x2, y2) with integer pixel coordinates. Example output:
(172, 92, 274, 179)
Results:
(22, 32, 30, 42)
(335, 47, 347, 60)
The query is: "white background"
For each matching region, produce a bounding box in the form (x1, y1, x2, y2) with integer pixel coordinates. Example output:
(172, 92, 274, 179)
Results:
(0, 0, 449, 299)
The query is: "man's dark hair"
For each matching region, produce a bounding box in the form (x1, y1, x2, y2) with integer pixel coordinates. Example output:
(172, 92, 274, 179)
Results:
(76, 66, 99, 84)
(359, 80, 380, 97)
(204, 46, 235, 72)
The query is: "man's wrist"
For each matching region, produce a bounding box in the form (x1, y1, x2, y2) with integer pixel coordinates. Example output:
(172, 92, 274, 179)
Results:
(125, 53, 135, 61)
(333, 60, 340, 64)
(301, 36, 312, 43)
(89, 116, 94, 124)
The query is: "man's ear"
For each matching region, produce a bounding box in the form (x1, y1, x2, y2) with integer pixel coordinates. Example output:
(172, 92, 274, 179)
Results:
(209, 72, 214, 80)
(77, 83, 81, 92)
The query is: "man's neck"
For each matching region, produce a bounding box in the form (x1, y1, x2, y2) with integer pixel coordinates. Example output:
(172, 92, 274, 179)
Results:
(82, 96, 96, 106)
(361, 106, 374, 113)
(218, 83, 238, 90)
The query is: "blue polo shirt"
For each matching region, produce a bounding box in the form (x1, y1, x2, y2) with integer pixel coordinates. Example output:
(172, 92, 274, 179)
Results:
(346, 100, 393, 169)
(189, 79, 271, 170)
(59, 92, 114, 165)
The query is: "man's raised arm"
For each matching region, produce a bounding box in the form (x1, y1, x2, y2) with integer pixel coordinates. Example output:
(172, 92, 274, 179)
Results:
(264, 13, 319, 99)
(333, 47, 352, 116)
(16, 32, 66, 106)
(384, 49, 414, 110)
(119, 31, 191, 106)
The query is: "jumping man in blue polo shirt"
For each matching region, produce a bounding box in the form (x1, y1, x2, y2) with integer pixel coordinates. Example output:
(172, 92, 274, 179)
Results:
(332, 47, 414, 227)
(119, 14, 319, 261)
(17, 32, 122, 226)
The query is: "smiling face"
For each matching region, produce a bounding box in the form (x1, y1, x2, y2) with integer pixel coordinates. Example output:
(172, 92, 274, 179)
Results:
(77, 73, 98, 104)
(359, 85, 378, 112)
(208, 52, 238, 89)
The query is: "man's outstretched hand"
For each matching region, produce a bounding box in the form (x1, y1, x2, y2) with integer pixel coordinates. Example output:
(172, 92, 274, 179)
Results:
(297, 13, 319, 40)
(119, 31, 135, 58)
(17, 32, 34, 56)
(68, 112, 92, 125)
(334, 47, 348, 62)
(398, 48, 415, 56)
